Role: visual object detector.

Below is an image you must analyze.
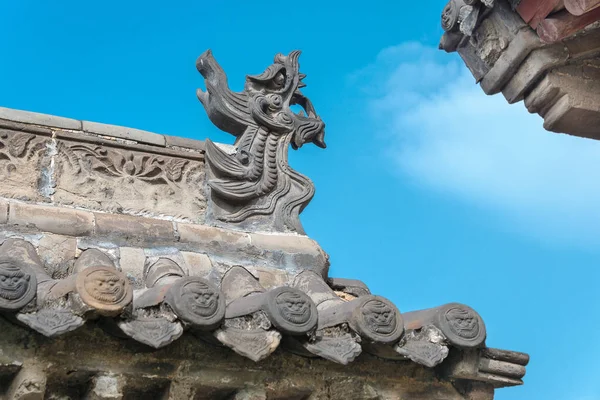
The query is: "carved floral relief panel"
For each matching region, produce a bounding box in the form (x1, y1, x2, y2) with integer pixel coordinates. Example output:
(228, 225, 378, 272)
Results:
(54, 139, 207, 222)
(0, 129, 51, 202)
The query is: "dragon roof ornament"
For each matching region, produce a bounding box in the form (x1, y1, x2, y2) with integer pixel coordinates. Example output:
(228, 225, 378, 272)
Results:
(197, 50, 325, 234)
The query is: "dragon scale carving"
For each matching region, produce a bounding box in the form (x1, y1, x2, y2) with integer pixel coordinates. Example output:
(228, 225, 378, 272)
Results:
(197, 50, 325, 233)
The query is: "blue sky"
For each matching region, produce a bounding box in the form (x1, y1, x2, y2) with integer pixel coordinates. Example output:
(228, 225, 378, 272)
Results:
(1, 1, 598, 399)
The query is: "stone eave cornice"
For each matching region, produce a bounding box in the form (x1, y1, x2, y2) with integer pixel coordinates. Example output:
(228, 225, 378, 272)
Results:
(0, 106, 206, 153)
(440, 0, 600, 140)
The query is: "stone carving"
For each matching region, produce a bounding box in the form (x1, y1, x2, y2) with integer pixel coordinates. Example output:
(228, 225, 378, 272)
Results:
(304, 326, 362, 365)
(0, 130, 49, 201)
(442, 347, 529, 388)
(215, 327, 282, 363)
(442, 0, 460, 31)
(75, 266, 133, 313)
(197, 50, 326, 233)
(118, 317, 184, 349)
(396, 340, 448, 368)
(275, 290, 311, 325)
(165, 277, 225, 329)
(0, 262, 36, 311)
(0, 243, 38, 312)
(265, 287, 317, 335)
(394, 325, 449, 368)
(437, 304, 486, 347)
(345, 296, 404, 344)
(356, 299, 397, 336)
(17, 308, 85, 337)
(291, 271, 406, 364)
(55, 141, 206, 222)
(445, 306, 480, 339)
(403, 303, 486, 348)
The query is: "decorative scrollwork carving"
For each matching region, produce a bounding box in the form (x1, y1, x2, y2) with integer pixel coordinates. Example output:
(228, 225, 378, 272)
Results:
(197, 50, 326, 234)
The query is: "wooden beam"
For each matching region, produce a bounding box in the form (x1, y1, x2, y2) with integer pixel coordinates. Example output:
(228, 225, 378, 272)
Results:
(517, 0, 564, 28)
(565, 0, 600, 15)
(537, 6, 600, 42)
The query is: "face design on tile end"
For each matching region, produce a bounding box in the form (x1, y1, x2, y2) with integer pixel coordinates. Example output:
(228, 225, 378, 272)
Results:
(76, 267, 132, 312)
(0, 261, 37, 311)
(166, 277, 225, 328)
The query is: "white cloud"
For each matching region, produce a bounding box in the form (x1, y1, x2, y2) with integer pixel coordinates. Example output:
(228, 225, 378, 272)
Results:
(357, 42, 600, 248)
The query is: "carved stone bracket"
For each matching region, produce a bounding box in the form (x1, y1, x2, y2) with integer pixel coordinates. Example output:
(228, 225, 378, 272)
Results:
(197, 50, 326, 234)
(441, 347, 529, 388)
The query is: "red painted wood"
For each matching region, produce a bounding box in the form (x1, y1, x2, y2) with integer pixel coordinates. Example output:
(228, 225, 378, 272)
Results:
(537, 6, 600, 42)
(517, 0, 565, 28)
(565, 0, 600, 15)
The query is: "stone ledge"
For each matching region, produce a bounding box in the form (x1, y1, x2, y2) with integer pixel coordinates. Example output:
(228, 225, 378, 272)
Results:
(95, 212, 175, 242)
(8, 202, 94, 237)
(0, 106, 82, 131)
(0, 201, 329, 275)
(0, 105, 207, 153)
(178, 223, 251, 247)
(82, 120, 166, 147)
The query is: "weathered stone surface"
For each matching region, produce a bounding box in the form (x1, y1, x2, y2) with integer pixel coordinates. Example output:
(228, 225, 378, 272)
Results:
(118, 247, 146, 288)
(9, 202, 94, 236)
(86, 374, 124, 400)
(37, 234, 77, 279)
(75, 265, 133, 315)
(197, 50, 325, 234)
(0, 199, 8, 224)
(215, 328, 282, 362)
(118, 317, 184, 349)
(82, 120, 166, 147)
(6, 365, 47, 400)
(249, 232, 323, 256)
(502, 45, 569, 103)
(164, 134, 205, 152)
(178, 223, 250, 247)
(525, 63, 600, 139)
(231, 388, 267, 400)
(181, 251, 213, 277)
(95, 213, 175, 241)
(0, 106, 81, 130)
(439, 0, 600, 141)
(0, 130, 51, 202)
(54, 138, 206, 222)
(17, 308, 85, 337)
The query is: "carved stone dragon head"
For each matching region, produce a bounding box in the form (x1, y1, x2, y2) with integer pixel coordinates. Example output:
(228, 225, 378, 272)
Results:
(196, 50, 325, 150)
(196, 50, 326, 233)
